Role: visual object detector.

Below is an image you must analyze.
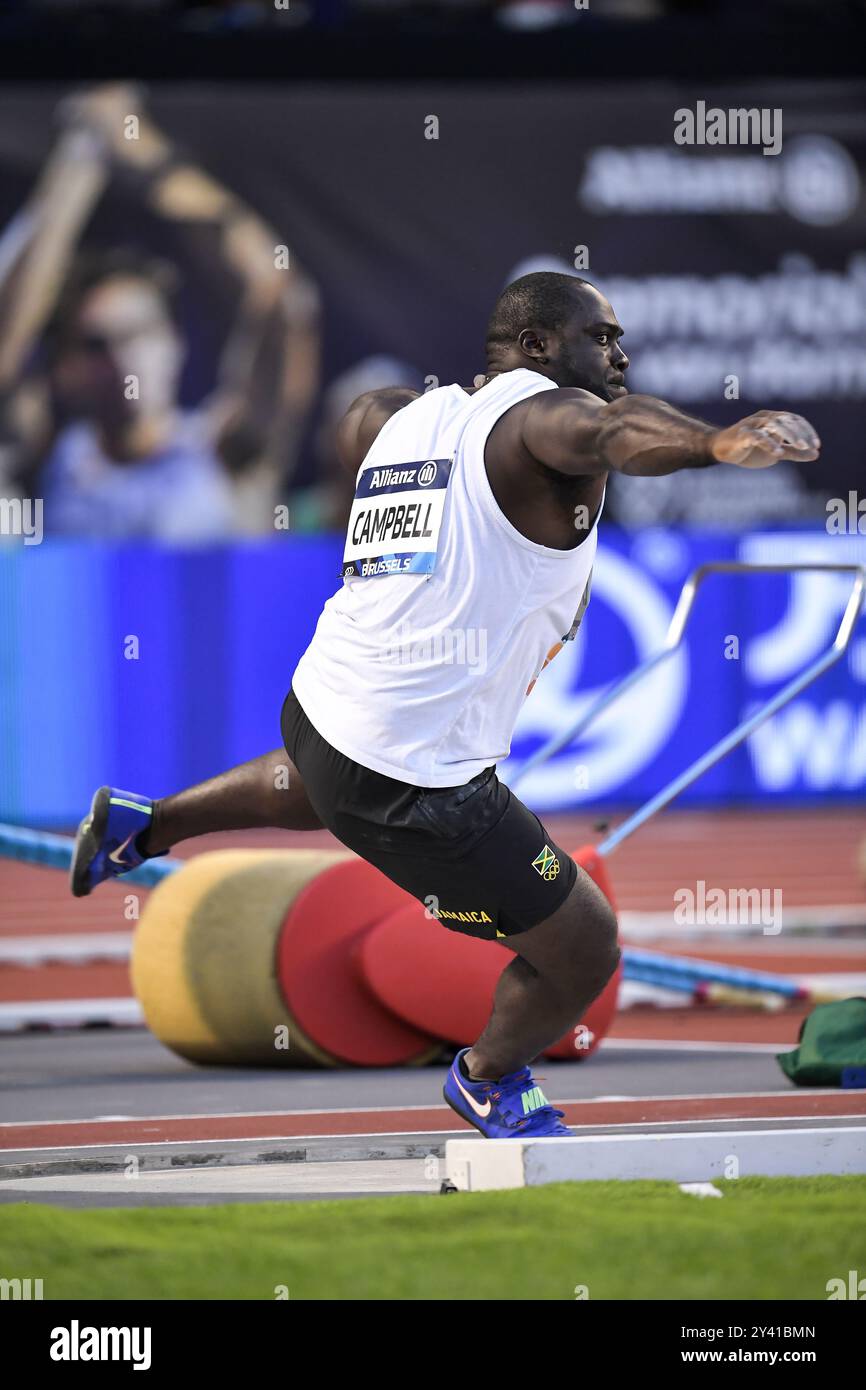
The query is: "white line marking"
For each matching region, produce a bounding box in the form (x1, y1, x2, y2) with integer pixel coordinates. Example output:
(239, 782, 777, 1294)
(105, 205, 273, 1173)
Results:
(0, 933, 133, 964)
(4, 1116, 865, 1157)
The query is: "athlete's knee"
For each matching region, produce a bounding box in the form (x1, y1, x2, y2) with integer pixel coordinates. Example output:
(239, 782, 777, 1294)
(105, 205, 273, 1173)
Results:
(594, 896, 620, 966)
(599, 933, 622, 985)
(582, 902, 620, 981)
(555, 884, 620, 984)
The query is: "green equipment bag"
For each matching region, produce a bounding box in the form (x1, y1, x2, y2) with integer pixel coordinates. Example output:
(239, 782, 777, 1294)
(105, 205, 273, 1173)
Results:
(777, 997, 866, 1088)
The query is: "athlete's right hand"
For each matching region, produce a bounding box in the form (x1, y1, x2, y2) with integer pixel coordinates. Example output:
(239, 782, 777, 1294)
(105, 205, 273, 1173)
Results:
(710, 410, 821, 469)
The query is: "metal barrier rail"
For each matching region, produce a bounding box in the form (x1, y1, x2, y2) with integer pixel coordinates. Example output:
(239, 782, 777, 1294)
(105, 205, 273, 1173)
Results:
(512, 562, 866, 858)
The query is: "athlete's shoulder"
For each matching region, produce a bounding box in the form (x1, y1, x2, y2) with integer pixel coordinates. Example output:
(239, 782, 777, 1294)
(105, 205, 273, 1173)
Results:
(485, 385, 608, 481)
(347, 385, 422, 415)
(335, 386, 422, 476)
(490, 384, 602, 440)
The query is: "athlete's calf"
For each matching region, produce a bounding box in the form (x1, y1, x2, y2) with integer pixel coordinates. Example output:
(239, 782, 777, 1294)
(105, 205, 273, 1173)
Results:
(141, 750, 323, 857)
(466, 867, 621, 1080)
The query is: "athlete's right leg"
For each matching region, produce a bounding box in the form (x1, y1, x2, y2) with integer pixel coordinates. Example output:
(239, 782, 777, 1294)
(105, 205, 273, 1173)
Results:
(464, 870, 621, 1081)
(70, 751, 323, 897)
(140, 750, 323, 857)
(71, 686, 326, 896)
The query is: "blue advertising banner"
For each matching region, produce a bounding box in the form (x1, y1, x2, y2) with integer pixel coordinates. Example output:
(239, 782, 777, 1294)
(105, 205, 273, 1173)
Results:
(1, 530, 863, 828)
(507, 528, 866, 810)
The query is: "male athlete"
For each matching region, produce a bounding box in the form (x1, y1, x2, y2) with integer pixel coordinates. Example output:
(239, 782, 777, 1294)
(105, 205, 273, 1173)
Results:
(70, 272, 820, 1138)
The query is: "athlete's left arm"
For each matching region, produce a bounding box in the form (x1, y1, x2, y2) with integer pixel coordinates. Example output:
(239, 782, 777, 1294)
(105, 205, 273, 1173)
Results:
(335, 387, 421, 477)
(517, 389, 820, 477)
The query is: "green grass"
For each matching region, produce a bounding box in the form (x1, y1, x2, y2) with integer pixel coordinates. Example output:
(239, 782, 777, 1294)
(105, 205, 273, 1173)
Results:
(2, 1177, 865, 1300)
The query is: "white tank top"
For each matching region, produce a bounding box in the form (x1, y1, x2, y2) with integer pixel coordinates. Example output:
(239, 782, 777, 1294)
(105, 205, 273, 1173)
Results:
(291, 368, 602, 787)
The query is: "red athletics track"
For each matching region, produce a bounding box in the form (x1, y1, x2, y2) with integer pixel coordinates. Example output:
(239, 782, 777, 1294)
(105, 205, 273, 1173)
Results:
(3, 1091, 865, 1153)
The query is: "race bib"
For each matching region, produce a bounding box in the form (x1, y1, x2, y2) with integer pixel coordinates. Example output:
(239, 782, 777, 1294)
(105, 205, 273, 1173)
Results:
(340, 458, 453, 579)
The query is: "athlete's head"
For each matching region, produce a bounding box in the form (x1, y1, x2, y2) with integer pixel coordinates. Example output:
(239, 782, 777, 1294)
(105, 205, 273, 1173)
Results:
(485, 272, 628, 401)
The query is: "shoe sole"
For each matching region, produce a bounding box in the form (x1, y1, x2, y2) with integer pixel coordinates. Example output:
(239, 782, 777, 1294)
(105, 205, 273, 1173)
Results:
(69, 785, 111, 899)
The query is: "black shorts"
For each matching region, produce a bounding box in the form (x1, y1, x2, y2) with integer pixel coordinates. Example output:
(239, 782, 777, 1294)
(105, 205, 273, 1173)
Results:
(280, 687, 577, 941)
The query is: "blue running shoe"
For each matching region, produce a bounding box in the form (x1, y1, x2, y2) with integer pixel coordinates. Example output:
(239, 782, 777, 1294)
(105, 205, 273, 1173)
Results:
(70, 786, 159, 898)
(444, 1048, 572, 1138)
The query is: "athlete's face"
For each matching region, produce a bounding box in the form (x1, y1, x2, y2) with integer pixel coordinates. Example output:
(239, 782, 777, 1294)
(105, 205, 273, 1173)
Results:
(542, 288, 629, 401)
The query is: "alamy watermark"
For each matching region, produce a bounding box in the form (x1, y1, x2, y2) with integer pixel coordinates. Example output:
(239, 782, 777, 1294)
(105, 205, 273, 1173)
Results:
(826, 1269, 865, 1299)
(674, 880, 783, 935)
(1, 1276, 43, 1299)
(0, 497, 43, 544)
(674, 102, 782, 157)
(50, 1322, 151, 1369)
(826, 491, 865, 534)
(379, 620, 488, 676)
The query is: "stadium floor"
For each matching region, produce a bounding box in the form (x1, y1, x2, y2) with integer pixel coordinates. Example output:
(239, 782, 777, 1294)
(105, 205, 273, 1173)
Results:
(1, 808, 864, 1207)
(3, 1029, 865, 1207)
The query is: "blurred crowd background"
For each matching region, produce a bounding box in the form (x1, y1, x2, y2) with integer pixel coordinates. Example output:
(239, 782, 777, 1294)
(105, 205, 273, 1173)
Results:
(0, 69, 863, 541)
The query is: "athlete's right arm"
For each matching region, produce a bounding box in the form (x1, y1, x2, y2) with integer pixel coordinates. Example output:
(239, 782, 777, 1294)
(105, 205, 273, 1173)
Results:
(519, 389, 821, 477)
(335, 387, 421, 476)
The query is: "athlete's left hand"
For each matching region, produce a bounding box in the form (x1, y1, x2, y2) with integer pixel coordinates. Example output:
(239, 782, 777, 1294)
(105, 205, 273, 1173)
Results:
(711, 410, 821, 469)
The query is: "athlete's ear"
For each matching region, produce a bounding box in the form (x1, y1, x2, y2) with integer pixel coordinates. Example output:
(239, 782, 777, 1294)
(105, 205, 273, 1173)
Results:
(518, 329, 547, 360)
